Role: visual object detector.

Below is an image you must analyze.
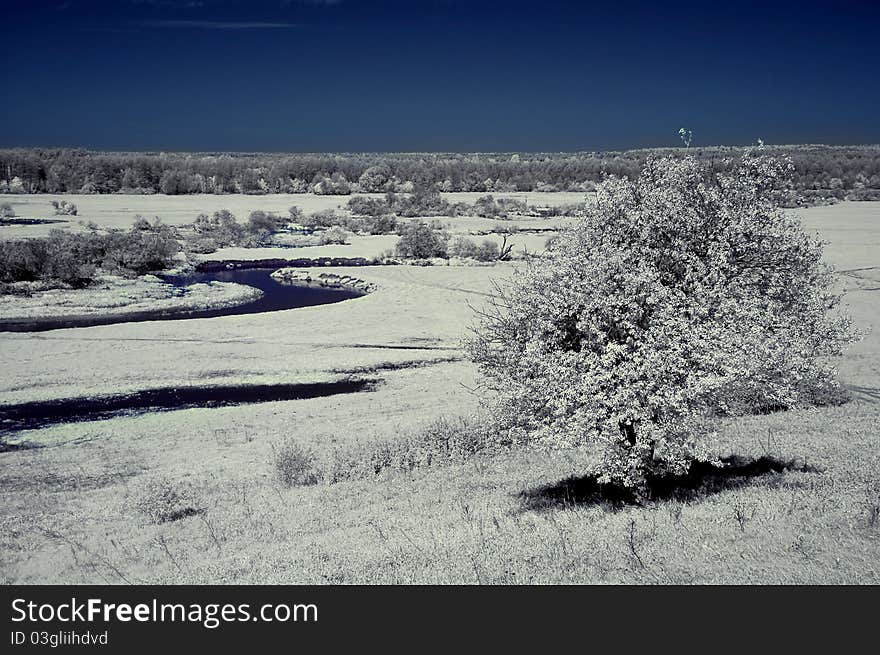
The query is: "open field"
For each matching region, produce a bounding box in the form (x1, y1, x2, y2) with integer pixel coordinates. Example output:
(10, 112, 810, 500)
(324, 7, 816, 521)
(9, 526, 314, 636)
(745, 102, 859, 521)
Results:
(0, 191, 589, 237)
(0, 199, 878, 583)
(0, 191, 584, 261)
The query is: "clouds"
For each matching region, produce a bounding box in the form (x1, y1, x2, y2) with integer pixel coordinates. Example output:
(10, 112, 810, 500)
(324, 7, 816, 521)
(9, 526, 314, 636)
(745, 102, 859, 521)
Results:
(126, 0, 341, 11)
(128, 0, 206, 7)
(128, 0, 340, 6)
(144, 19, 299, 29)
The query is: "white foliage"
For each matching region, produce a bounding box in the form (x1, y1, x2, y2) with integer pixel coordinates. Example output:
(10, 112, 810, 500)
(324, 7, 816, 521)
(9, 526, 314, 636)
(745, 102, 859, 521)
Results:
(467, 152, 856, 487)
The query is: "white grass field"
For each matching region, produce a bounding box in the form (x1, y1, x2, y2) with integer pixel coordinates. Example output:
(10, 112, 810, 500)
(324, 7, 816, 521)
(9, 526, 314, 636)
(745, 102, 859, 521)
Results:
(0, 197, 878, 583)
(1, 191, 588, 236)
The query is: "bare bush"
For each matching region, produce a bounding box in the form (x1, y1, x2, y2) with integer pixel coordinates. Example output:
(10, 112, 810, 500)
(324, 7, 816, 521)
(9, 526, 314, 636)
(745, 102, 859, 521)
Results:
(133, 476, 203, 524)
(272, 439, 320, 487)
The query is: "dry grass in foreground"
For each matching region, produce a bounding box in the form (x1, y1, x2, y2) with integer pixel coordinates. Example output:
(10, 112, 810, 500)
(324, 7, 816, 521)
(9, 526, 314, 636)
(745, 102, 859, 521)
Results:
(2, 397, 878, 584)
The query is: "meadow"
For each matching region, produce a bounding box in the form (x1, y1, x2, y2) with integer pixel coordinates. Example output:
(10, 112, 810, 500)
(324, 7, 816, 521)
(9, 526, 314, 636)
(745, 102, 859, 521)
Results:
(0, 195, 878, 584)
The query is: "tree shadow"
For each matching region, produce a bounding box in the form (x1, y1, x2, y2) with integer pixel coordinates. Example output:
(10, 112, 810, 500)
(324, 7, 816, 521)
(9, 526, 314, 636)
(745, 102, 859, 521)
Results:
(519, 455, 821, 512)
(157, 507, 205, 523)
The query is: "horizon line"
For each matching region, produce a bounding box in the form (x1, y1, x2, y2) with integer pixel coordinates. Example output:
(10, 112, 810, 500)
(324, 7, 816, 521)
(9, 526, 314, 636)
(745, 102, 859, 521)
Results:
(1, 143, 879, 157)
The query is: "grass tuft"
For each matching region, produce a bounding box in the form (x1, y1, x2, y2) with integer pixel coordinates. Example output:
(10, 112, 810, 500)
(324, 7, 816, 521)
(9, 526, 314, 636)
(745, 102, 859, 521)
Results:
(271, 439, 320, 487)
(133, 476, 203, 524)
(320, 415, 496, 484)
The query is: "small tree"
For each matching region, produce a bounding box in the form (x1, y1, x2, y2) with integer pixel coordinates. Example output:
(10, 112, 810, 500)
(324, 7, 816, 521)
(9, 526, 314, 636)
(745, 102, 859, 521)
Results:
(159, 170, 194, 195)
(365, 214, 398, 235)
(474, 194, 502, 218)
(467, 152, 856, 489)
(247, 210, 284, 234)
(348, 195, 389, 217)
(395, 221, 448, 259)
(288, 206, 305, 224)
(358, 164, 392, 193)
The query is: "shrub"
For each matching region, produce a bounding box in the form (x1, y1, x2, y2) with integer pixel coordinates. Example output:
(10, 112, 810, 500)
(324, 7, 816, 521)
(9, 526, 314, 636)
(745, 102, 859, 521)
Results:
(246, 210, 284, 234)
(552, 202, 589, 217)
(43, 235, 99, 285)
(467, 152, 856, 489)
(303, 209, 342, 229)
(312, 172, 351, 195)
(321, 416, 493, 484)
(192, 212, 216, 234)
(475, 240, 500, 261)
(345, 187, 475, 220)
(190, 208, 302, 249)
(159, 170, 198, 195)
(0, 202, 14, 218)
(272, 439, 320, 487)
(358, 164, 392, 193)
(390, 184, 458, 217)
(245, 210, 285, 245)
(288, 178, 309, 194)
(0, 232, 95, 287)
(449, 236, 500, 261)
(395, 221, 448, 259)
(366, 214, 398, 234)
(448, 236, 480, 259)
(846, 188, 880, 202)
(0, 220, 179, 288)
(347, 196, 388, 217)
(473, 195, 528, 219)
(131, 214, 152, 231)
(288, 206, 305, 223)
(133, 476, 203, 524)
(101, 223, 180, 274)
(187, 237, 219, 254)
(191, 209, 246, 247)
(318, 227, 349, 245)
(50, 199, 78, 216)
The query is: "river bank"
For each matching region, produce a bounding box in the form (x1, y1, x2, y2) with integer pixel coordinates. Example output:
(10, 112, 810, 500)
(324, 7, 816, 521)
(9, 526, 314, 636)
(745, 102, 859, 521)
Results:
(0, 274, 262, 324)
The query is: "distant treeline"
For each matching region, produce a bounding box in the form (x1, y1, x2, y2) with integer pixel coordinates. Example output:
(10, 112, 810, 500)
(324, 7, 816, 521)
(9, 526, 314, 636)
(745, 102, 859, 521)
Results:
(2, 146, 879, 198)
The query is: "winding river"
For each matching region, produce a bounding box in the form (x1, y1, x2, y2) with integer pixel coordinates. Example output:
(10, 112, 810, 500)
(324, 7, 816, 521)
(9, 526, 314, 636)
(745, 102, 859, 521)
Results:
(0, 267, 363, 333)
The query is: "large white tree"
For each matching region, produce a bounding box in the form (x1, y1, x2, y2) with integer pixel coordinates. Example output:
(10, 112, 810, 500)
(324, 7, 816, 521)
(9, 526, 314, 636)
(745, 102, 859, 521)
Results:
(467, 152, 856, 488)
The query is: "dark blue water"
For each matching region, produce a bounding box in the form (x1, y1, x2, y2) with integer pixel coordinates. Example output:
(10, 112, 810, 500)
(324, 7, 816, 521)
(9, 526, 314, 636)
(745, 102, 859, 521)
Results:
(0, 268, 363, 332)
(0, 379, 379, 435)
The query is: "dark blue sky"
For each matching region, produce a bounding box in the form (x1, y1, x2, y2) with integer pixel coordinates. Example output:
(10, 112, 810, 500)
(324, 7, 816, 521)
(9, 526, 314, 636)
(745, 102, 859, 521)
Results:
(1, 0, 878, 152)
